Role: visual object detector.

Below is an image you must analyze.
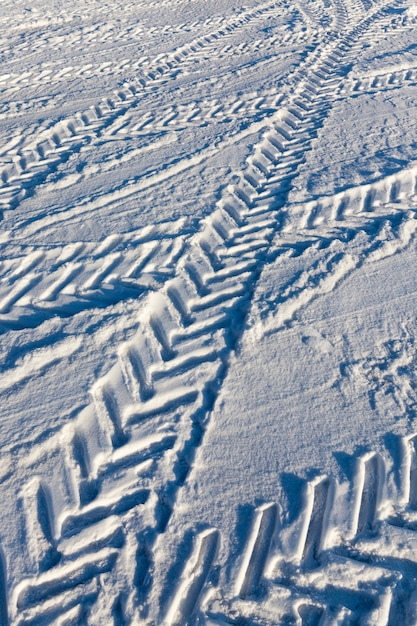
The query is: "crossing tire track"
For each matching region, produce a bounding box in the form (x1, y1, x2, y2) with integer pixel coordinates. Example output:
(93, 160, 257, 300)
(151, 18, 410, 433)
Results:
(167, 149, 417, 626)
(0, 9, 308, 96)
(142, 1, 417, 620)
(1, 0, 408, 623)
(0, 0, 290, 221)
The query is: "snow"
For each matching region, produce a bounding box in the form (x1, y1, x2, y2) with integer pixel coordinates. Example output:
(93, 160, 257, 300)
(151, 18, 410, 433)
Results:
(1, 0, 417, 623)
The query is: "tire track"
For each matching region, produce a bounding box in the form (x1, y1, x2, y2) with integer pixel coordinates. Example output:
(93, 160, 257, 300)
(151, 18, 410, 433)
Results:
(7, 26, 312, 220)
(145, 1, 417, 621)
(32, 87, 287, 200)
(285, 162, 417, 233)
(337, 65, 417, 99)
(259, 164, 417, 332)
(164, 529, 220, 626)
(2, 0, 291, 93)
(1, 21, 143, 67)
(0, 21, 308, 127)
(105, 85, 289, 139)
(2, 1, 222, 66)
(161, 103, 417, 626)
(0, 0, 288, 220)
(2, 0, 405, 622)
(294, 0, 333, 29)
(0, 26, 309, 99)
(1, 4, 302, 86)
(0, 21, 308, 191)
(204, 427, 417, 625)
(177, 373, 416, 624)
(236, 503, 279, 599)
(0, 1, 147, 33)
(0, 220, 187, 332)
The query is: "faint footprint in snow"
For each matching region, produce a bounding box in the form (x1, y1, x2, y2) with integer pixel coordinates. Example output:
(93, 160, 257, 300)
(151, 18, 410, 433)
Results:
(337, 326, 417, 418)
(301, 327, 334, 354)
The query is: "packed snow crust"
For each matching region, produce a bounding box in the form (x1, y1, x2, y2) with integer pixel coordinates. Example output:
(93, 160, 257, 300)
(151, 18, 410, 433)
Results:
(1, 0, 417, 623)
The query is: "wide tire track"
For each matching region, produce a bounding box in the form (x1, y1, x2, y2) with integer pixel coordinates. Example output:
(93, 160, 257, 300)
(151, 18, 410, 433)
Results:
(202, 430, 417, 625)
(0, 8, 308, 96)
(0, 220, 187, 332)
(1, 0, 408, 623)
(0, 0, 289, 221)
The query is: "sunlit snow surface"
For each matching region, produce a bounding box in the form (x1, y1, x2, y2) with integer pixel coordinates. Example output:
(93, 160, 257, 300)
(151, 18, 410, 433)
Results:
(1, 0, 417, 623)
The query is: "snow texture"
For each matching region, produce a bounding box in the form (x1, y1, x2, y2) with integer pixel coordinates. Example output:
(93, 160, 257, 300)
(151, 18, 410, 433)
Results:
(1, 0, 417, 623)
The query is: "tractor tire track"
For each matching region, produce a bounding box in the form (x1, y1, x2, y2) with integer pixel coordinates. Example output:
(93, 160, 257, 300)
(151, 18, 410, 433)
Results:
(337, 65, 417, 99)
(2, 3, 241, 67)
(0, 3, 308, 95)
(0, 27, 309, 100)
(0, 0, 289, 221)
(285, 162, 417, 234)
(1, 0, 407, 623)
(160, 181, 417, 625)
(254, 164, 417, 333)
(1, 23, 310, 211)
(205, 428, 417, 625)
(0, 220, 187, 332)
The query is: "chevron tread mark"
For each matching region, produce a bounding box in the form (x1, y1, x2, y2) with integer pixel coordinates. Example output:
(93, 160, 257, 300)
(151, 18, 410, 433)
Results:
(301, 478, 333, 566)
(237, 504, 278, 600)
(0, 0, 289, 221)
(0, 11, 308, 96)
(354, 454, 385, 536)
(1, 0, 408, 622)
(165, 529, 220, 626)
(200, 437, 417, 624)
(144, 2, 412, 620)
(338, 65, 417, 98)
(285, 165, 417, 236)
(105, 91, 287, 141)
(0, 220, 187, 331)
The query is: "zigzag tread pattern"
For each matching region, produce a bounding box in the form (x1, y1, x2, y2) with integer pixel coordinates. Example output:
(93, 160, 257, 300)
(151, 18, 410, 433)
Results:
(0, 0, 288, 219)
(194, 434, 417, 626)
(1, 0, 303, 74)
(159, 134, 417, 626)
(284, 164, 417, 237)
(0, 25, 309, 96)
(0, 220, 187, 330)
(337, 65, 417, 98)
(1, 0, 410, 623)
